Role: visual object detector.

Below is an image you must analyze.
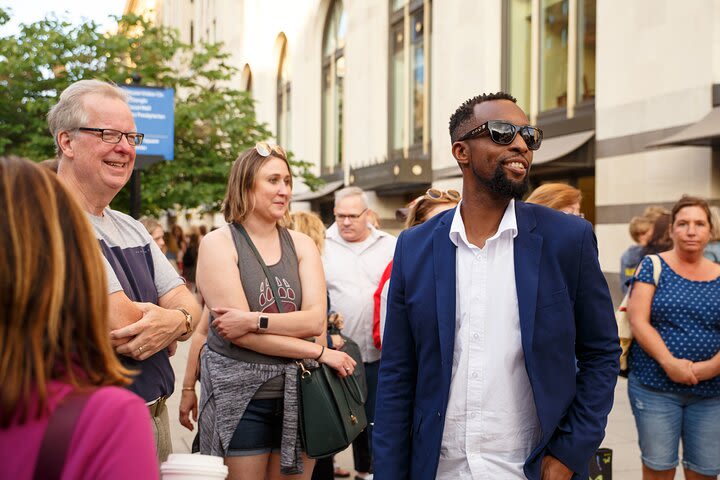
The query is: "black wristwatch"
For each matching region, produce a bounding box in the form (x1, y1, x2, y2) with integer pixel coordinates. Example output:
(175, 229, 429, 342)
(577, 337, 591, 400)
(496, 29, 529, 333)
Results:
(257, 314, 269, 332)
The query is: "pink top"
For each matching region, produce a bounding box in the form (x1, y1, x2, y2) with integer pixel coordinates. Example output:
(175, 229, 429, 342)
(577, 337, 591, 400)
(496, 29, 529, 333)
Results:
(0, 381, 159, 480)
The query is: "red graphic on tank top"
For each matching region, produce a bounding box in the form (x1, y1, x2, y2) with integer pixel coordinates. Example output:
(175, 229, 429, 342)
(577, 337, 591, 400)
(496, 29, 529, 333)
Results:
(258, 276, 297, 313)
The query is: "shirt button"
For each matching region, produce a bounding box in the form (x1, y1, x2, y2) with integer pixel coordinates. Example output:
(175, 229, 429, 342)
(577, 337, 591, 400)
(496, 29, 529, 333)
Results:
(472, 372, 478, 378)
(473, 333, 479, 340)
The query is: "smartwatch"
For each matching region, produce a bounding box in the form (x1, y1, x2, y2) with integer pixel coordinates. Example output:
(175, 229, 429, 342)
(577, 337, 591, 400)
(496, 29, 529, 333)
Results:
(176, 307, 193, 336)
(257, 314, 269, 332)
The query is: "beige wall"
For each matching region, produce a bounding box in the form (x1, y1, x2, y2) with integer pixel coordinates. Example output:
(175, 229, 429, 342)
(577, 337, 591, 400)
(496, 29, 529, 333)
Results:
(595, 0, 720, 273)
(596, 0, 716, 139)
(431, 0, 503, 172)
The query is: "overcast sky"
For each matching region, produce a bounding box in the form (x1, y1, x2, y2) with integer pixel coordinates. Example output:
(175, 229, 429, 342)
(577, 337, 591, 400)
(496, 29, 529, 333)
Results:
(1, 0, 126, 36)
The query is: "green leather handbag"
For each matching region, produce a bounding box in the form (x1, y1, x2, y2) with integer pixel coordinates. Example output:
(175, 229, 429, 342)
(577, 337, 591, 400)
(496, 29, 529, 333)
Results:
(297, 361, 368, 458)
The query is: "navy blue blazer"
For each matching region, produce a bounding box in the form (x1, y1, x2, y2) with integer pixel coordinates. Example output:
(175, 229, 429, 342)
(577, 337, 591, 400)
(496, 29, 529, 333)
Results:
(373, 202, 620, 480)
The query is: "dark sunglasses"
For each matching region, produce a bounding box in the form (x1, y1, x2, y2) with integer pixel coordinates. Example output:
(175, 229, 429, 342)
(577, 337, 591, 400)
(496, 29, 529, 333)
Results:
(458, 120, 543, 151)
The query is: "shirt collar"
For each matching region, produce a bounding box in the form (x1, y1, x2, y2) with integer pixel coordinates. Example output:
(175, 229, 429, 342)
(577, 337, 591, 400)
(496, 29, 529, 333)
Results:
(449, 199, 518, 248)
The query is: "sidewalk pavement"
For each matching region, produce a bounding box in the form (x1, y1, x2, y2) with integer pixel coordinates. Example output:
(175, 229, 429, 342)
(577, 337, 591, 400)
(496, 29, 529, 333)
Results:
(168, 341, 686, 479)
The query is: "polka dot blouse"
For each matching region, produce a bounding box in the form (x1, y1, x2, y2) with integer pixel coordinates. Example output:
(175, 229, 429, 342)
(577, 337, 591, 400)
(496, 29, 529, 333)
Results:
(628, 255, 720, 396)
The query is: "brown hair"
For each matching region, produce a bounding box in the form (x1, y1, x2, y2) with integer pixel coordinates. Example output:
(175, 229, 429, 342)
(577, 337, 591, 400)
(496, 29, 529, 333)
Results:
(0, 156, 132, 427)
(644, 213, 673, 255)
(39, 158, 59, 173)
(628, 216, 653, 243)
(289, 211, 326, 253)
(525, 183, 582, 211)
(405, 194, 460, 229)
(670, 195, 713, 231)
(222, 146, 292, 224)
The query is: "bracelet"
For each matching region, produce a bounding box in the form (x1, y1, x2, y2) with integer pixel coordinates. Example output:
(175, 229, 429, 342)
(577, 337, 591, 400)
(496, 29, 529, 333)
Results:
(314, 345, 325, 361)
(182, 387, 195, 392)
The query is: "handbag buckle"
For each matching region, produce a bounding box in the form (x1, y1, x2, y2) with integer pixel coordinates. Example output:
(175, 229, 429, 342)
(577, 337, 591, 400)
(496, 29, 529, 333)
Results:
(350, 414, 358, 425)
(296, 360, 312, 379)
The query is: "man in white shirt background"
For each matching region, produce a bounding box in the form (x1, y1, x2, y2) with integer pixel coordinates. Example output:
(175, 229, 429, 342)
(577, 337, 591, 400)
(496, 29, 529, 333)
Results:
(373, 92, 619, 479)
(324, 187, 397, 480)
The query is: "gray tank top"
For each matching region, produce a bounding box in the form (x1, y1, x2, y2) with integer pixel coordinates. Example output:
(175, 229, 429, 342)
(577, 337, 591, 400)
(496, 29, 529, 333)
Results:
(207, 224, 302, 397)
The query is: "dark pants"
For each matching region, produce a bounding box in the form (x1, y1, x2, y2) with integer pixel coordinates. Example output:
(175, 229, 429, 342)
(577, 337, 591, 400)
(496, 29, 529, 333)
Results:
(353, 360, 379, 473)
(311, 457, 334, 480)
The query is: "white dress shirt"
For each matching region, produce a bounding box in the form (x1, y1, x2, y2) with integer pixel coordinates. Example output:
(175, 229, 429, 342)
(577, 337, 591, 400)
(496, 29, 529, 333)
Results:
(324, 224, 396, 363)
(436, 200, 542, 479)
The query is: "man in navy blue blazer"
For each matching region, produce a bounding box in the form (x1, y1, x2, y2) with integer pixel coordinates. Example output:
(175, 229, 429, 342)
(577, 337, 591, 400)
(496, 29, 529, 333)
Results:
(373, 92, 620, 480)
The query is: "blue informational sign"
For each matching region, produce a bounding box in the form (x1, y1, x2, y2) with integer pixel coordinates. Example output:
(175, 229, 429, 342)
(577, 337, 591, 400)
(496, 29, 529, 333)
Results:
(121, 86, 175, 160)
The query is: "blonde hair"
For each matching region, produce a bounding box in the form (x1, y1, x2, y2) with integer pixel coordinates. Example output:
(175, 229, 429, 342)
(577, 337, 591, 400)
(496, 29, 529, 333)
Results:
(405, 195, 459, 229)
(222, 146, 292, 224)
(628, 216, 653, 243)
(710, 206, 720, 241)
(0, 156, 132, 427)
(47, 80, 128, 157)
(525, 183, 582, 211)
(289, 211, 326, 253)
(140, 217, 162, 235)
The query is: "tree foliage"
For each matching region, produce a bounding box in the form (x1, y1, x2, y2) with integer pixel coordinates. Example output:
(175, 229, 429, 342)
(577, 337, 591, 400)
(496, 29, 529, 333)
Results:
(0, 9, 320, 214)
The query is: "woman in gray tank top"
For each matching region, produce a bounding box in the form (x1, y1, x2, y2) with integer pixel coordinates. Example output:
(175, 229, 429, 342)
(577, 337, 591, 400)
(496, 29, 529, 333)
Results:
(184, 144, 356, 479)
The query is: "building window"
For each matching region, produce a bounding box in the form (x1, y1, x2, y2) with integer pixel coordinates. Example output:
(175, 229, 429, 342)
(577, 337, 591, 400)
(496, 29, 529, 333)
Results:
(389, 0, 431, 156)
(505, 0, 595, 120)
(276, 34, 291, 148)
(321, 0, 346, 175)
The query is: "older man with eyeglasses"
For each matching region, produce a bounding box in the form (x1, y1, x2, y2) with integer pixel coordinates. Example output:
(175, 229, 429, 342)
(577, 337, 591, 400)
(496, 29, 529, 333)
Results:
(323, 186, 396, 480)
(50, 79, 201, 463)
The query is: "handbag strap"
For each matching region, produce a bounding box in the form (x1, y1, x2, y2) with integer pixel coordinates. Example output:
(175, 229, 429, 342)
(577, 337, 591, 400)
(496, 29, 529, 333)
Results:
(233, 223, 285, 314)
(33, 389, 95, 480)
(648, 254, 662, 286)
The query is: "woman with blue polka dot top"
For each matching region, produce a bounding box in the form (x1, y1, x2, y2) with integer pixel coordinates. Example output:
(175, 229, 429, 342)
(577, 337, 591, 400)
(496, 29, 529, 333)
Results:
(626, 195, 720, 480)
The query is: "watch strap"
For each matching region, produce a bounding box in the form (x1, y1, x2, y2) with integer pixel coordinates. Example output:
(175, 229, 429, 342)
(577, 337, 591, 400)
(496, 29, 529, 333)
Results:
(176, 307, 192, 335)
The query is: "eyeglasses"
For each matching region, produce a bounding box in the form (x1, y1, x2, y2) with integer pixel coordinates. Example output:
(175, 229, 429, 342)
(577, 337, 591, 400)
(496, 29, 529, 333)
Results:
(335, 208, 368, 222)
(458, 120, 543, 151)
(255, 142, 287, 159)
(426, 188, 461, 202)
(77, 127, 144, 146)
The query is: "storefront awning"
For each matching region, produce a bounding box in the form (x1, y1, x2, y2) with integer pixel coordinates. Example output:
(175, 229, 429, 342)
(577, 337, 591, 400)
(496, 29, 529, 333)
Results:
(533, 130, 595, 165)
(292, 180, 344, 201)
(646, 107, 720, 148)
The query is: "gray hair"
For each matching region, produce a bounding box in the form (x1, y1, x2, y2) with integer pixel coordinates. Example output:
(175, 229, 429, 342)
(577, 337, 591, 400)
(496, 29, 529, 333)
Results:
(334, 186, 369, 208)
(47, 80, 129, 157)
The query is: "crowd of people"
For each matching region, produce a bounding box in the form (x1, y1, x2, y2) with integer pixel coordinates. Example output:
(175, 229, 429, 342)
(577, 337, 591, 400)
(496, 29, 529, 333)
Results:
(1, 78, 718, 480)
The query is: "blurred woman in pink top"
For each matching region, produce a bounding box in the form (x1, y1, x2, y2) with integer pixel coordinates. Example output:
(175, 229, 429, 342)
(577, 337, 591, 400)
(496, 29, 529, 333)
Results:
(0, 156, 159, 480)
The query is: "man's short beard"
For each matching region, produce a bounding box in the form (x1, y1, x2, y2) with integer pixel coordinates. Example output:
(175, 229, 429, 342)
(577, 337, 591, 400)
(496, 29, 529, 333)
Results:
(476, 162, 530, 200)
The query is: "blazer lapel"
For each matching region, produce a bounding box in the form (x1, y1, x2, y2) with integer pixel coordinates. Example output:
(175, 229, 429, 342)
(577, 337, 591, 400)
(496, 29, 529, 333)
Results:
(513, 202, 542, 356)
(433, 213, 456, 376)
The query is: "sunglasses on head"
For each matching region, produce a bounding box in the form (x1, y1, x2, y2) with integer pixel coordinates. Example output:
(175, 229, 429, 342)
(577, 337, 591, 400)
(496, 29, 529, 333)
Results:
(458, 120, 543, 151)
(255, 142, 287, 159)
(425, 188, 461, 202)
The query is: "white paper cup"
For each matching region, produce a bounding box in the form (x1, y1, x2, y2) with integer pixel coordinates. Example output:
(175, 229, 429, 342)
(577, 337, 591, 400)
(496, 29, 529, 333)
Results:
(161, 453, 228, 480)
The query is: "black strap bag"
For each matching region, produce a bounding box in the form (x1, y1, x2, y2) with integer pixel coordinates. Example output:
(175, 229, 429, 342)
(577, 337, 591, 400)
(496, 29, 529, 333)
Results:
(236, 224, 367, 458)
